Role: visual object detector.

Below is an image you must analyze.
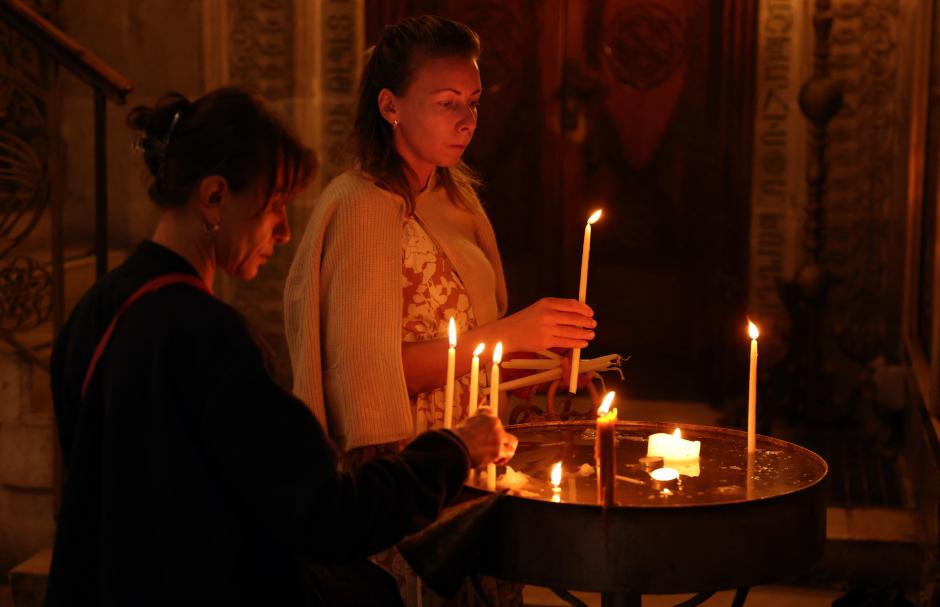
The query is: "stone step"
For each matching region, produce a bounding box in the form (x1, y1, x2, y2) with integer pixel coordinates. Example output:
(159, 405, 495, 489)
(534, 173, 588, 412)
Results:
(8, 549, 50, 607)
(815, 506, 926, 594)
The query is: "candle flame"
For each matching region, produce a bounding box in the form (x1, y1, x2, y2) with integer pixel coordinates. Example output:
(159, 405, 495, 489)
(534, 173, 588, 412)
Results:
(748, 320, 759, 340)
(448, 317, 457, 347)
(673, 428, 682, 440)
(473, 343, 485, 357)
(551, 461, 562, 487)
(587, 209, 602, 225)
(597, 391, 616, 416)
(651, 467, 679, 481)
(493, 342, 503, 364)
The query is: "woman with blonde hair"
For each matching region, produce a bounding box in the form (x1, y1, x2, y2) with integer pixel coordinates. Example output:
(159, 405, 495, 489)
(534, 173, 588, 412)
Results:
(285, 15, 595, 605)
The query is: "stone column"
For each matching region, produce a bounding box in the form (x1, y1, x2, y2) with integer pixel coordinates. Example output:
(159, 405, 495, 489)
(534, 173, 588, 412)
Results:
(201, 0, 363, 388)
(748, 0, 811, 361)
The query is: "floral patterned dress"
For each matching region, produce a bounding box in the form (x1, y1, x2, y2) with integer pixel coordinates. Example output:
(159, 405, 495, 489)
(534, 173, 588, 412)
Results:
(344, 215, 521, 607)
(401, 216, 478, 431)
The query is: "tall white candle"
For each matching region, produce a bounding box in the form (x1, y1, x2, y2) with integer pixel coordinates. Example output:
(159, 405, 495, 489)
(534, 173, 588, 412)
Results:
(487, 342, 503, 491)
(443, 317, 457, 429)
(489, 342, 503, 416)
(569, 209, 602, 393)
(748, 321, 759, 453)
(468, 343, 484, 415)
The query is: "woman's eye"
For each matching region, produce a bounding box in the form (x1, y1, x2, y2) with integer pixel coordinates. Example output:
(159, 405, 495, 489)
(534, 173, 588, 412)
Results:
(439, 100, 453, 107)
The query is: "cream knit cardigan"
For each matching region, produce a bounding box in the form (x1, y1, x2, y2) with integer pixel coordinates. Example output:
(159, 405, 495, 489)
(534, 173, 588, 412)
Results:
(284, 170, 507, 451)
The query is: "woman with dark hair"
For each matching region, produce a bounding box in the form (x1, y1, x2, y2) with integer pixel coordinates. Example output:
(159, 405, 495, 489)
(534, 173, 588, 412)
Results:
(47, 86, 515, 607)
(284, 15, 596, 606)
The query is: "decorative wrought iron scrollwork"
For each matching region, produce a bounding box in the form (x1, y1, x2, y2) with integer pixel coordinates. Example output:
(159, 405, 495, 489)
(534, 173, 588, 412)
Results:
(0, 254, 51, 332)
(0, 12, 52, 258)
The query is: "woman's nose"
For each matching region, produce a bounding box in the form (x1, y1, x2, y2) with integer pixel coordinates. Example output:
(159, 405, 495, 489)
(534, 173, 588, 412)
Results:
(458, 103, 477, 132)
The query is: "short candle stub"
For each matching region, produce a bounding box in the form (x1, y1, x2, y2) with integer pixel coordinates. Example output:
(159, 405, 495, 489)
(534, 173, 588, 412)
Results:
(639, 455, 664, 471)
(650, 466, 679, 491)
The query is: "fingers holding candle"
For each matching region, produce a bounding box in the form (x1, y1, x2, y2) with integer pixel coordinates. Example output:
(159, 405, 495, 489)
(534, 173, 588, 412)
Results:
(453, 406, 516, 468)
(495, 298, 595, 353)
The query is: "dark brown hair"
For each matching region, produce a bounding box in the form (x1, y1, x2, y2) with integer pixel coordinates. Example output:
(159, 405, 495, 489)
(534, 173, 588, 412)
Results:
(352, 15, 481, 214)
(127, 87, 316, 209)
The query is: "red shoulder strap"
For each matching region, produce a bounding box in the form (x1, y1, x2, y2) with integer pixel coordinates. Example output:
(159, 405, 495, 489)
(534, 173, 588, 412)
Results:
(80, 273, 211, 401)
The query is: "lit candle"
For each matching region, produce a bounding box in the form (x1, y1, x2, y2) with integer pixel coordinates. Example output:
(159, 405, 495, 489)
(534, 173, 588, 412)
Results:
(647, 428, 701, 462)
(747, 320, 759, 453)
(489, 342, 503, 416)
(551, 461, 562, 503)
(569, 209, 602, 393)
(443, 318, 457, 429)
(595, 391, 617, 507)
(468, 343, 485, 415)
(487, 342, 503, 491)
(650, 467, 679, 481)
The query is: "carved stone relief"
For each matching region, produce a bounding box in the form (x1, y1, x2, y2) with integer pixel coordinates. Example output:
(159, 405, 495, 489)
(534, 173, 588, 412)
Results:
(204, 0, 362, 388)
(228, 0, 294, 100)
(748, 0, 809, 359)
(824, 0, 904, 364)
(602, 2, 688, 91)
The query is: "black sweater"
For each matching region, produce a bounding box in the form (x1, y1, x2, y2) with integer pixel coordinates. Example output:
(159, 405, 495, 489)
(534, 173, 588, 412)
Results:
(47, 240, 469, 606)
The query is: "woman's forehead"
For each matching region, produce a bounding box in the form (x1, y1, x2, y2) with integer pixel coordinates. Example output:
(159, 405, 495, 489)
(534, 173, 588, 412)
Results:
(408, 56, 481, 95)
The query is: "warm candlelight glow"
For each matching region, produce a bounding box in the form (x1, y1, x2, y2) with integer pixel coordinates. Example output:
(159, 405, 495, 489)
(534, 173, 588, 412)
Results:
(570, 210, 602, 393)
(443, 318, 457, 429)
(748, 320, 759, 340)
(493, 342, 503, 364)
(597, 391, 616, 416)
(650, 467, 679, 481)
(648, 428, 700, 462)
(551, 461, 562, 487)
(468, 343, 484, 416)
(594, 391, 617, 506)
(747, 320, 759, 452)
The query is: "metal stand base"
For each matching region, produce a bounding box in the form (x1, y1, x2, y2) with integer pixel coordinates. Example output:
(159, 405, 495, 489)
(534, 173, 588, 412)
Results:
(548, 587, 749, 607)
(601, 592, 641, 607)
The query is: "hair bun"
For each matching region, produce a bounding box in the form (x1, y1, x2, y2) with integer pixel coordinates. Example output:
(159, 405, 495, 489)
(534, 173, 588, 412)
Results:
(127, 93, 192, 184)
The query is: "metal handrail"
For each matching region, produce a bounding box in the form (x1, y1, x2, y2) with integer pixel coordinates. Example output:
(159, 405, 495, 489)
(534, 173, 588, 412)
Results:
(0, 0, 133, 368)
(0, 0, 132, 103)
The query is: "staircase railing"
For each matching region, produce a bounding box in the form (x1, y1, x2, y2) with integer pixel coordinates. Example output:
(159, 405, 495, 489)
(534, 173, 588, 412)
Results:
(0, 0, 132, 369)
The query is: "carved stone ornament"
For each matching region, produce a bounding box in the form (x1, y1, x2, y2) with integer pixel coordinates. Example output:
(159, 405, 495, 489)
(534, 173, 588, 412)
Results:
(228, 0, 294, 100)
(602, 2, 688, 91)
(0, 255, 51, 332)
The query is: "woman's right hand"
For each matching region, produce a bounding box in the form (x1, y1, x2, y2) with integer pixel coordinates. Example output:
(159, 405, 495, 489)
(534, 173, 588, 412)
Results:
(452, 408, 518, 467)
(497, 297, 596, 353)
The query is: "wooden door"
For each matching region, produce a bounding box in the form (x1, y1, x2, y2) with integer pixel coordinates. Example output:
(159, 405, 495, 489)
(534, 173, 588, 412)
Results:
(366, 0, 756, 402)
